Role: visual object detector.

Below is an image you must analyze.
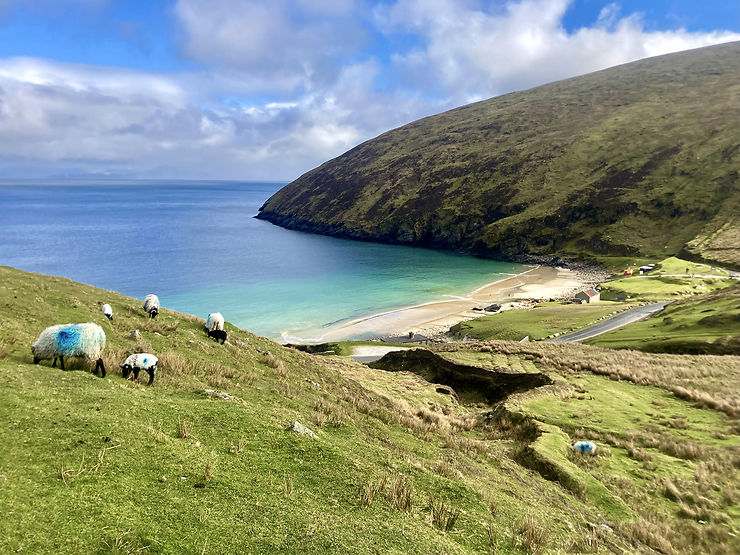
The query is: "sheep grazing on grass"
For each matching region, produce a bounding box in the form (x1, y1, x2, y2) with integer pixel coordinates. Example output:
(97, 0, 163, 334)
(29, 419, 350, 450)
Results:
(208, 329, 227, 344)
(205, 312, 226, 345)
(102, 303, 113, 321)
(573, 441, 597, 455)
(121, 353, 159, 386)
(143, 294, 159, 319)
(31, 323, 106, 377)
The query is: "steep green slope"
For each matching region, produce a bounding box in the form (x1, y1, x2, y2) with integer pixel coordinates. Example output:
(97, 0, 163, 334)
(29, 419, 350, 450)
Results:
(258, 42, 740, 267)
(2, 266, 740, 553)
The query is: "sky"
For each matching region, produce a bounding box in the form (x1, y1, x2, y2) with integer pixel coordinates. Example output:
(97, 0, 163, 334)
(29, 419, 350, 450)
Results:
(0, 0, 737, 181)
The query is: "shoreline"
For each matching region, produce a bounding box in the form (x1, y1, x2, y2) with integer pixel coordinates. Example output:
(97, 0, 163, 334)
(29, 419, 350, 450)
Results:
(284, 263, 606, 343)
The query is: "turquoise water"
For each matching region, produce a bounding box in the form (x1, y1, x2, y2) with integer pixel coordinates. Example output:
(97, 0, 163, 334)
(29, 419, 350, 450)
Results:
(0, 180, 523, 339)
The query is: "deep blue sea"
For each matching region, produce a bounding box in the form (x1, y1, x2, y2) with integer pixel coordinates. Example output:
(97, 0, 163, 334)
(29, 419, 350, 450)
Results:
(0, 180, 523, 340)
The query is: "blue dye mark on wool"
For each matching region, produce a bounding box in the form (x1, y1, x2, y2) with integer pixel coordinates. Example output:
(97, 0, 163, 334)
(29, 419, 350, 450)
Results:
(54, 325, 82, 355)
(142, 357, 148, 365)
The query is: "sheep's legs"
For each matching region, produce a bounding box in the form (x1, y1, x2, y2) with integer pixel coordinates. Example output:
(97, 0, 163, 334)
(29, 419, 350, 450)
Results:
(96, 358, 106, 378)
(133, 369, 140, 381)
(51, 357, 57, 367)
(58, 356, 65, 371)
(146, 369, 155, 386)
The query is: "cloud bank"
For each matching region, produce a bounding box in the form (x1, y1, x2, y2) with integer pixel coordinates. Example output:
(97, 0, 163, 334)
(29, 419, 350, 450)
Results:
(0, 0, 737, 180)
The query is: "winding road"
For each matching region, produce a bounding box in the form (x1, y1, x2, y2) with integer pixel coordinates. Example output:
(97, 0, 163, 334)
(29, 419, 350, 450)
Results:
(548, 302, 670, 343)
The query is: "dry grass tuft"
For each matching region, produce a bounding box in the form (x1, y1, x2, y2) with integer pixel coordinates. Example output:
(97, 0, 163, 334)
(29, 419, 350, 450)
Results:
(203, 459, 216, 483)
(388, 475, 413, 512)
(357, 475, 387, 508)
(146, 422, 167, 443)
(283, 473, 294, 497)
(516, 514, 549, 555)
(177, 418, 191, 439)
(427, 495, 461, 532)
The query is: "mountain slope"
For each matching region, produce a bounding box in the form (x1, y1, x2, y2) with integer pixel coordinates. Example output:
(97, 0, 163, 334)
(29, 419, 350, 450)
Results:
(258, 42, 740, 267)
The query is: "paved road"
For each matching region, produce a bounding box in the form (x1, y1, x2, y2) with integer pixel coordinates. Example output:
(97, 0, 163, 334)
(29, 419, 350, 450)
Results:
(548, 302, 669, 343)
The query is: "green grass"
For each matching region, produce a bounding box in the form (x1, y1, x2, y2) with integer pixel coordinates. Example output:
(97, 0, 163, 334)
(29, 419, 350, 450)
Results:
(449, 301, 631, 341)
(2, 265, 740, 553)
(588, 283, 740, 354)
(599, 275, 734, 301)
(652, 256, 730, 277)
(258, 42, 740, 268)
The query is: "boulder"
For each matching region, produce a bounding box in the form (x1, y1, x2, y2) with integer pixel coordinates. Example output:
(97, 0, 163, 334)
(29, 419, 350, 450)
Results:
(288, 421, 318, 438)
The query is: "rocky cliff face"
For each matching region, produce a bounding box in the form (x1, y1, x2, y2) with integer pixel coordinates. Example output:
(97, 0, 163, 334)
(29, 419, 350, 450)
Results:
(258, 42, 740, 267)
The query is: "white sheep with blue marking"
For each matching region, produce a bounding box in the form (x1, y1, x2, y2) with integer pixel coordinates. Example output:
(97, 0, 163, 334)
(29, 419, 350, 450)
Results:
(102, 303, 113, 321)
(31, 323, 106, 377)
(572, 441, 597, 455)
(143, 294, 159, 319)
(121, 353, 159, 386)
(205, 312, 227, 344)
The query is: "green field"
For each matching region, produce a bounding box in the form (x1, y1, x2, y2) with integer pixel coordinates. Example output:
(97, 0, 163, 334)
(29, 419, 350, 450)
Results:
(598, 275, 734, 301)
(588, 283, 740, 354)
(449, 301, 631, 341)
(2, 266, 739, 553)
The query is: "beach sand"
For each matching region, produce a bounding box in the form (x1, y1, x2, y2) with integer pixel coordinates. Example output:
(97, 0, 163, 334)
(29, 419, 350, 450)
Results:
(304, 265, 588, 342)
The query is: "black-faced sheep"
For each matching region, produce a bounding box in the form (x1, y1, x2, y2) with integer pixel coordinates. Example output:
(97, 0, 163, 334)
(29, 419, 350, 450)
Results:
(31, 323, 106, 377)
(205, 312, 226, 344)
(102, 303, 113, 321)
(143, 294, 159, 319)
(121, 353, 159, 386)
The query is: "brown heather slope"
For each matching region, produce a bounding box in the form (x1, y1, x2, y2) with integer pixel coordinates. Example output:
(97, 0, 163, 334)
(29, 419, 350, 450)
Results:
(258, 42, 740, 267)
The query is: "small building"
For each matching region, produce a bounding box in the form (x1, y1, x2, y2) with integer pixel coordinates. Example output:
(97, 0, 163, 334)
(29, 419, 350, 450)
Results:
(575, 288, 600, 304)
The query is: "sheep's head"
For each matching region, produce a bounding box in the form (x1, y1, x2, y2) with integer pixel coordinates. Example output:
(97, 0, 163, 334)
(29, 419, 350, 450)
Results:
(121, 364, 132, 378)
(31, 345, 39, 364)
(149, 308, 158, 319)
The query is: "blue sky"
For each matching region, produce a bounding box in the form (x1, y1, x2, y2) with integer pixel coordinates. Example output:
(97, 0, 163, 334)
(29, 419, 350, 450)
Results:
(0, 0, 737, 180)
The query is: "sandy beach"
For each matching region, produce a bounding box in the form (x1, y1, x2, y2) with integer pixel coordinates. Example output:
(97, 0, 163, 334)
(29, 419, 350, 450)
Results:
(300, 265, 597, 342)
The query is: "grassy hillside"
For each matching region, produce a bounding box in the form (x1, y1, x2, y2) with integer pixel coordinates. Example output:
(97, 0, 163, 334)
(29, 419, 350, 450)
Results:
(2, 266, 739, 553)
(588, 283, 740, 354)
(258, 42, 740, 267)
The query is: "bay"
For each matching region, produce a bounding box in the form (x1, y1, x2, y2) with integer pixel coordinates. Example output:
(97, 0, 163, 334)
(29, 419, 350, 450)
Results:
(0, 180, 524, 340)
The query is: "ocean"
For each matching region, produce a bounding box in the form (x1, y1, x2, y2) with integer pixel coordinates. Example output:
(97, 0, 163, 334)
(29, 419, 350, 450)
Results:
(0, 180, 523, 340)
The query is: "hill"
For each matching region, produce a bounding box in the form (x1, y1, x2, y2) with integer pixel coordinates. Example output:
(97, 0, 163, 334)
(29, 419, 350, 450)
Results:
(258, 42, 740, 268)
(1, 266, 739, 553)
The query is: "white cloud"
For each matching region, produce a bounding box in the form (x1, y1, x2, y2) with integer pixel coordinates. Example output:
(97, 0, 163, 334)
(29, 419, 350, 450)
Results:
(174, 0, 369, 93)
(0, 1, 738, 179)
(379, 0, 740, 101)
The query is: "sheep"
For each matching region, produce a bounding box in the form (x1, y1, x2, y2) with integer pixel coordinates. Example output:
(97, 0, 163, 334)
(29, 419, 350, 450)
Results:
(208, 329, 227, 344)
(143, 294, 159, 319)
(205, 312, 224, 332)
(121, 353, 159, 386)
(102, 303, 113, 321)
(31, 323, 106, 377)
(572, 441, 597, 455)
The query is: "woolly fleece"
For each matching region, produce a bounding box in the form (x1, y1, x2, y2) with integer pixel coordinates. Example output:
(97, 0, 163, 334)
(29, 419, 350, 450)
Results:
(31, 323, 106, 362)
(122, 353, 158, 371)
(143, 294, 159, 313)
(206, 312, 224, 332)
